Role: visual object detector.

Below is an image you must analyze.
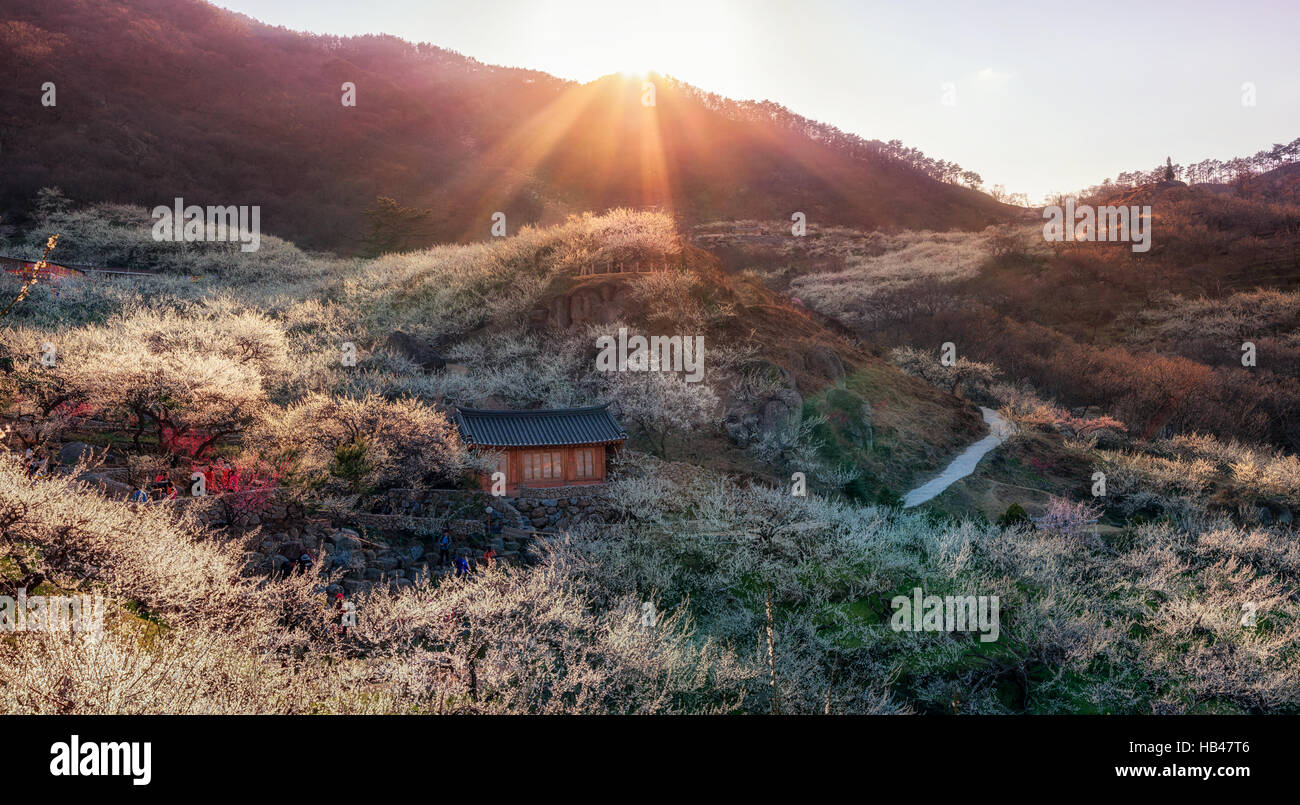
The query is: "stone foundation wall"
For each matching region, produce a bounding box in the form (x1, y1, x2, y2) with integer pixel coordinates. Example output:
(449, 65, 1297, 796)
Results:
(509, 494, 614, 530)
(224, 487, 614, 597)
(377, 486, 617, 533)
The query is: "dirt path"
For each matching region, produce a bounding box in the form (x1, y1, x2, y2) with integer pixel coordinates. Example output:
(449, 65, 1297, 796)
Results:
(903, 406, 1012, 508)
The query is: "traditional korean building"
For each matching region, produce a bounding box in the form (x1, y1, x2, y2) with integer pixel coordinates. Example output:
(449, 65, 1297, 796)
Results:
(453, 404, 626, 494)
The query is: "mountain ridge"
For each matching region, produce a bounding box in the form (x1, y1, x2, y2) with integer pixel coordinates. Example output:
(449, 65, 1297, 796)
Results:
(0, 0, 1013, 252)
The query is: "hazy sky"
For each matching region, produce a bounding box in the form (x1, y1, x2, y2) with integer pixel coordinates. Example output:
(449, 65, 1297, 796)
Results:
(214, 0, 1299, 200)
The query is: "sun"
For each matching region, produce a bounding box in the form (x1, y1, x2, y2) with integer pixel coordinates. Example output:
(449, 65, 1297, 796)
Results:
(514, 0, 744, 92)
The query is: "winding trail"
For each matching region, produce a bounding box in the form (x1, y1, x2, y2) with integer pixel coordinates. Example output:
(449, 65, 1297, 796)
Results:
(903, 406, 1013, 508)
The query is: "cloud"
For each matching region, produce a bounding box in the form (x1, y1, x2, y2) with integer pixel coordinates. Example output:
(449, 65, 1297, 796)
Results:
(974, 67, 1013, 84)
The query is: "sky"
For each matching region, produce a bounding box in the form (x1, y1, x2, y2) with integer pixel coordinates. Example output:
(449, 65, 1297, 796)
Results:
(213, 0, 1300, 201)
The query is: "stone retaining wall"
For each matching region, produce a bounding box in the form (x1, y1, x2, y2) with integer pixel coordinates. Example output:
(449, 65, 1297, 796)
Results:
(224, 487, 614, 597)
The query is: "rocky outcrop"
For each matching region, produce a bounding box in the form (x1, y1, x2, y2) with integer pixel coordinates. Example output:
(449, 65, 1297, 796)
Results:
(723, 360, 803, 449)
(530, 277, 634, 331)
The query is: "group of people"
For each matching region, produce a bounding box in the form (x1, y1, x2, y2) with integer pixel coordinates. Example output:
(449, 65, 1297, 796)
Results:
(21, 446, 187, 507)
(20, 448, 184, 506)
(191, 458, 236, 495)
(129, 472, 178, 503)
(126, 460, 237, 505)
(311, 527, 509, 639)
(436, 529, 499, 577)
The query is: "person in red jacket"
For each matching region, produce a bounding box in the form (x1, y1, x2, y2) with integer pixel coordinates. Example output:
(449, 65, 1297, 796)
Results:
(149, 473, 176, 501)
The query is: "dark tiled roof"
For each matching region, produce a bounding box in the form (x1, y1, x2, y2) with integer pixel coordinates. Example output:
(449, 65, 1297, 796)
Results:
(453, 405, 627, 448)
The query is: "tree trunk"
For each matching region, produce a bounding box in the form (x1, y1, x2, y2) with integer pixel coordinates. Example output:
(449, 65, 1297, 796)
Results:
(825, 658, 837, 715)
(765, 578, 779, 715)
(467, 654, 478, 704)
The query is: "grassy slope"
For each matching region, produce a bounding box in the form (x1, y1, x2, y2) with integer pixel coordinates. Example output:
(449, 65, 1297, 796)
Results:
(4, 209, 1299, 715)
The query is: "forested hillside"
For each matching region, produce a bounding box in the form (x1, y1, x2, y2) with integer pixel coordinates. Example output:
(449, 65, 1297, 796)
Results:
(0, 0, 1010, 253)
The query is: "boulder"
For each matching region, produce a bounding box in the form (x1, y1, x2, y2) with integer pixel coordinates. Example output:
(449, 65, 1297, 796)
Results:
(332, 528, 361, 546)
(58, 442, 95, 465)
(76, 472, 133, 499)
(804, 346, 846, 382)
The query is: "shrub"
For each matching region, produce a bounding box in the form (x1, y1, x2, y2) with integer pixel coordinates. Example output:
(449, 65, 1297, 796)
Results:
(1033, 497, 1103, 539)
(997, 502, 1029, 527)
(842, 475, 871, 503)
(603, 371, 720, 458)
(0, 455, 753, 714)
(889, 345, 1000, 401)
(253, 393, 479, 496)
(875, 486, 904, 508)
